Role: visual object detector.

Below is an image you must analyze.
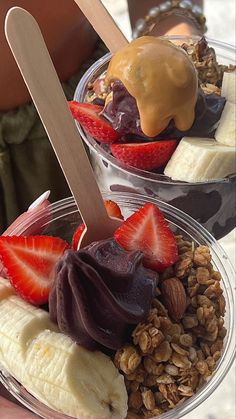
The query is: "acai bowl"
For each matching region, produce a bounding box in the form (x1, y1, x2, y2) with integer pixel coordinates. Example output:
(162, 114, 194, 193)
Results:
(73, 36, 236, 240)
(0, 192, 235, 419)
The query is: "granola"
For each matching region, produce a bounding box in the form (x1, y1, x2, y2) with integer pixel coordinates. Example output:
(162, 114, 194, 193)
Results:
(114, 238, 226, 418)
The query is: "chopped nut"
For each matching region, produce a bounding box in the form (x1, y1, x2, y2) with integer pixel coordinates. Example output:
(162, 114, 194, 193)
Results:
(142, 390, 155, 411)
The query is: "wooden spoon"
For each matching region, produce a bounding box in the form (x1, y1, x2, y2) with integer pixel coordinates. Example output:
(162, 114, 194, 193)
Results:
(73, 0, 128, 53)
(5, 7, 122, 248)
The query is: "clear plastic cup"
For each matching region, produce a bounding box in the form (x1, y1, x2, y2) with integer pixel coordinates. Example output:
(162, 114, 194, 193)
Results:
(0, 192, 235, 419)
(74, 36, 236, 241)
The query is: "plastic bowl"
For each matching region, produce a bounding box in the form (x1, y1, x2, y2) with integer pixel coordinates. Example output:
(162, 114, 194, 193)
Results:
(0, 192, 235, 419)
(74, 36, 236, 241)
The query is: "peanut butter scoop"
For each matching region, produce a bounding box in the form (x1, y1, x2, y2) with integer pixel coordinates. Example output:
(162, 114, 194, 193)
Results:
(106, 36, 198, 137)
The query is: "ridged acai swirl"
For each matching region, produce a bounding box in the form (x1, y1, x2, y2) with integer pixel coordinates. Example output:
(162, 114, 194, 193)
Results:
(49, 239, 157, 350)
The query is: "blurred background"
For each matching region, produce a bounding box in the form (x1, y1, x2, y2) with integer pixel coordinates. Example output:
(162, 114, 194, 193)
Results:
(102, 1, 236, 419)
(102, 0, 236, 44)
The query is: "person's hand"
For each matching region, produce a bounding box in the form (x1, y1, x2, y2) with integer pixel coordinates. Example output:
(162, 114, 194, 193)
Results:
(0, 395, 37, 418)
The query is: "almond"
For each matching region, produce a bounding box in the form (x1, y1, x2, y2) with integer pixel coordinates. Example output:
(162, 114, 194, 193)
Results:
(161, 277, 187, 321)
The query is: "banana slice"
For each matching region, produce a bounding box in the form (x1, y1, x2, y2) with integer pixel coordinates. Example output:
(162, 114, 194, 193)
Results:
(164, 137, 236, 182)
(0, 295, 56, 382)
(26, 330, 127, 418)
(215, 101, 236, 146)
(221, 72, 236, 104)
(0, 279, 128, 418)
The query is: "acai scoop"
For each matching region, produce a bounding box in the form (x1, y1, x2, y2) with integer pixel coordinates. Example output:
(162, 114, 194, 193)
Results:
(49, 239, 157, 350)
(104, 81, 226, 140)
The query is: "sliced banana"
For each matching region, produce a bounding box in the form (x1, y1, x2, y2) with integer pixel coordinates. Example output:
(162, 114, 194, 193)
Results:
(0, 278, 128, 419)
(0, 294, 56, 382)
(26, 330, 127, 418)
(215, 101, 236, 147)
(221, 72, 236, 104)
(164, 137, 236, 182)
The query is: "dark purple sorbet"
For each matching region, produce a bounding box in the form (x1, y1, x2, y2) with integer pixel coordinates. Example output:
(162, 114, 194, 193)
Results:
(102, 80, 226, 140)
(49, 239, 157, 351)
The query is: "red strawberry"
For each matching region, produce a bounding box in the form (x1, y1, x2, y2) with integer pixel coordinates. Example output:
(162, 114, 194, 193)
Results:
(104, 200, 124, 220)
(114, 203, 178, 272)
(111, 140, 177, 171)
(72, 223, 86, 251)
(72, 200, 123, 250)
(0, 236, 69, 305)
(69, 101, 120, 143)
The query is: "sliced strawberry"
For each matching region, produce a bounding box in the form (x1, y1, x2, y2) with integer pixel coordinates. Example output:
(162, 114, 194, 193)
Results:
(69, 101, 120, 144)
(72, 223, 86, 251)
(0, 236, 69, 305)
(72, 200, 123, 250)
(104, 200, 124, 220)
(114, 203, 178, 272)
(111, 140, 178, 171)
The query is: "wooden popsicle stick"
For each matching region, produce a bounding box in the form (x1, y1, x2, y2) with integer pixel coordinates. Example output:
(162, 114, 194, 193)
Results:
(74, 0, 128, 53)
(5, 7, 122, 247)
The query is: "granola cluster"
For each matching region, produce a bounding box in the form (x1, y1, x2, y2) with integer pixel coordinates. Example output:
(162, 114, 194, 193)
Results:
(114, 238, 226, 419)
(181, 37, 236, 90)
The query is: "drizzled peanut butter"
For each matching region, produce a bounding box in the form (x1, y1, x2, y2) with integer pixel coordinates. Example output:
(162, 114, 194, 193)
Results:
(106, 36, 198, 137)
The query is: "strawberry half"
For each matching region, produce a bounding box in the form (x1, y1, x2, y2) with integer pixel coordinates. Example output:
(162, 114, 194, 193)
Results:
(72, 200, 123, 250)
(111, 140, 177, 171)
(0, 236, 69, 305)
(114, 203, 178, 272)
(69, 101, 121, 144)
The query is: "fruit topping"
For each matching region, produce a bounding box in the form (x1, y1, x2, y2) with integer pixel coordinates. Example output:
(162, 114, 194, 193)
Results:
(111, 140, 177, 171)
(215, 101, 236, 147)
(0, 277, 128, 419)
(49, 239, 157, 350)
(114, 203, 178, 272)
(0, 236, 69, 305)
(72, 200, 123, 250)
(164, 137, 236, 182)
(69, 101, 121, 143)
(221, 71, 236, 104)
